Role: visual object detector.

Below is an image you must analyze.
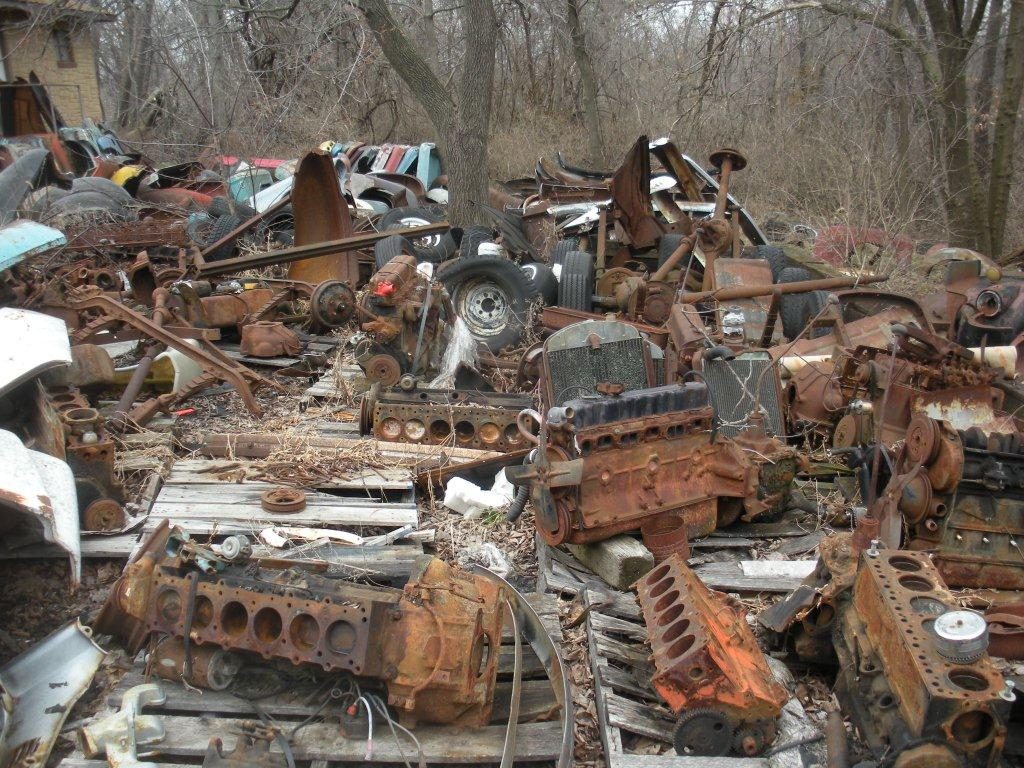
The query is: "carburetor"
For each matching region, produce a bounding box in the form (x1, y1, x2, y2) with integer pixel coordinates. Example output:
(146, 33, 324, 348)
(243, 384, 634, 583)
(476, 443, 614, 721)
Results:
(354, 254, 453, 387)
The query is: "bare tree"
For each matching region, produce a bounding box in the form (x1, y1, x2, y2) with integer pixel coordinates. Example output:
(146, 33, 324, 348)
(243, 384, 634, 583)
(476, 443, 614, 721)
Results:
(566, 0, 605, 165)
(354, 0, 497, 227)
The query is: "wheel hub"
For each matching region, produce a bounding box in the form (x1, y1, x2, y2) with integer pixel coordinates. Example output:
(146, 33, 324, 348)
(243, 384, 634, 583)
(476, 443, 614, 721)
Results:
(398, 216, 441, 247)
(459, 279, 510, 337)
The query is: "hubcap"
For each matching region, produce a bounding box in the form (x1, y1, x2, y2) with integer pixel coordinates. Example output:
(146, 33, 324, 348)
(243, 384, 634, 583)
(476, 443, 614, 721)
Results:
(398, 216, 441, 247)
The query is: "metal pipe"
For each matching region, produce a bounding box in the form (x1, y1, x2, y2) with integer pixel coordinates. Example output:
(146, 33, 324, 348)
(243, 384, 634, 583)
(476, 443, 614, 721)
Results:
(713, 156, 734, 220)
(676, 273, 888, 304)
(825, 711, 849, 768)
(649, 231, 698, 282)
(194, 222, 449, 278)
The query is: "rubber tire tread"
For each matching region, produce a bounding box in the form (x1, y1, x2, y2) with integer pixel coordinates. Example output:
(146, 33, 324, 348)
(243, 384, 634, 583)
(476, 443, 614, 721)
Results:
(521, 262, 558, 304)
(203, 214, 242, 261)
(379, 205, 455, 263)
(460, 225, 494, 259)
(209, 196, 257, 219)
(374, 235, 415, 271)
(558, 251, 594, 312)
(438, 256, 531, 352)
(550, 238, 581, 266)
(749, 244, 788, 281)
(658, 233, 698, 270)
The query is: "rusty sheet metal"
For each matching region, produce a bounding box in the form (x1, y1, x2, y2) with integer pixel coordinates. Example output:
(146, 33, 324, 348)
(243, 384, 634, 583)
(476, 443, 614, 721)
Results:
(608, 135, 662, 249)
(95, 523, 507, 726)
(137, 185, 213, 211)
(58, 218, 192, 253)
(361, 386, 535, 452)
(238, 321, 301, 358)
(289, 150, 357, 285)
(983, 603, 1024, 660)
(634, 554, 787, 756)
(833, 548, 1011, 767)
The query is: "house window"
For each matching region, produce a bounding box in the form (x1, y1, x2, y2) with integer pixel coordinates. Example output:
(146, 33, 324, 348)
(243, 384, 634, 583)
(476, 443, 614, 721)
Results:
(53, 27, 75, 67)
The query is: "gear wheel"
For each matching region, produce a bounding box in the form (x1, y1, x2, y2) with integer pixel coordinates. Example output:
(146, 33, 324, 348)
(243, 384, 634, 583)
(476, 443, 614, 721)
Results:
(673, 709, 735, 756)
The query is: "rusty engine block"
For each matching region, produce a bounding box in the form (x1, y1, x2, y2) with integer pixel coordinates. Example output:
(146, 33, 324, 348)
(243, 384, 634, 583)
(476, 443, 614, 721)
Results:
(508, 319, 797, 545)
(634, 554, 788, 756)
(354, 254, 453, 387)
(95, 523, 506, 727)
(509, 383, 797, 545)
(360, 385, 537, 452)
(877, 413, 1024, 590)
(832, 548, 1012, 768)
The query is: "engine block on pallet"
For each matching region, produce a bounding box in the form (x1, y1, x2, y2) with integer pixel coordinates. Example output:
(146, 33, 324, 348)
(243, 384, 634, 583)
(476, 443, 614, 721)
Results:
(95, 523, 506, 727)
(634, 553, 787, 757)
(833, 548, 1011, 768)
(361, 386, 536, 452)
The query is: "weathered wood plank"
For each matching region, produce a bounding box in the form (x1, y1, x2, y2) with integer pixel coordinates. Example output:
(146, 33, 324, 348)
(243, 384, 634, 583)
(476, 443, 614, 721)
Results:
(610, 755, 767, 768)
(694, 561, 812, 593)
(164, 458, 412, 491)
(65, 717, 563, 763)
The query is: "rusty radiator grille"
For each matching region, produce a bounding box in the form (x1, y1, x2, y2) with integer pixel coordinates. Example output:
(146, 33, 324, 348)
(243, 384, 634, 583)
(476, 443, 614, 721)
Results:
(547, 337, 648, 405)
(703, 352, 784, 437)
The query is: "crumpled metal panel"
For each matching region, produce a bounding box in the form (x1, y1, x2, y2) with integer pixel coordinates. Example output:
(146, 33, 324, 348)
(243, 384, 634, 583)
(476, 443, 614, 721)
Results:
(0, 621, 106, 768)
(0, 308, 71, 399)
(0, 428, 80, 586)
(0, 221, 66, 271)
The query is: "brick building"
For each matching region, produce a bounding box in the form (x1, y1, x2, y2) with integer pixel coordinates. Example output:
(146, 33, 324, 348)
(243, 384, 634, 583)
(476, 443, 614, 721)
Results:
(0, 1, 110, 128)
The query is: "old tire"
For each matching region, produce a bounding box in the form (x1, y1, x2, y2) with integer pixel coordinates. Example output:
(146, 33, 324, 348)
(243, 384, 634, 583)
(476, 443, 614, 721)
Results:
(550, 238, 582, 266)
(749, 244, 788, 281)
(521, 262, 558, 304)
(203, 214, 242, 261)
(380, 205, 456, 263)
(460, 224, 495, 259)
(439, 256, 531, 352)
(255, 204, 294, 246)
(209, 195, 257, 219)
(374, 234, 415, 270)
(657, 233, 699, 273)
(558, 251, 594, 312)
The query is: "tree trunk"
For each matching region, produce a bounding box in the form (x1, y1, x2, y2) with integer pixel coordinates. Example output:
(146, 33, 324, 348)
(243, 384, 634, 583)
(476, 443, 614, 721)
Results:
(566, 0, 605, 165)
(355, 0, 496, 227)
(975, 0, 1004, 172)
(990, 0, 1024, 259)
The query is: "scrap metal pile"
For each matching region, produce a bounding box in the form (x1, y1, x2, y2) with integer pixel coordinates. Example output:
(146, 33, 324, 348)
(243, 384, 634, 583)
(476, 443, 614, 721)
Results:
(0, 105, 1023, 768)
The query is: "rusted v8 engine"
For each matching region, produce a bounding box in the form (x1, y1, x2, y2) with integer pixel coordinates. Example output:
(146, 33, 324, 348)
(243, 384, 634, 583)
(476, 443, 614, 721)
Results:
(635, 554, 787, 757)
(832, 548, 1012, 768)
(508, 320, 796, 545)
(354, 254, 453, 387)
(95, 523, 506, 727)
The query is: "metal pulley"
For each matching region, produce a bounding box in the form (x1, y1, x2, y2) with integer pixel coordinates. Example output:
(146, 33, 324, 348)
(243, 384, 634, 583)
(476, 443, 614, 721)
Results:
(932, 610, 989, 663)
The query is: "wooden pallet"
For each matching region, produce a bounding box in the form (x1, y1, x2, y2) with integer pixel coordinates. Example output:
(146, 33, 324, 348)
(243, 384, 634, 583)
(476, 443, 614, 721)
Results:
(61, 594, 566, 768)
(537, 537, 815, 597)
(0, 454, 422, 569)
(583, 585, 768, 768)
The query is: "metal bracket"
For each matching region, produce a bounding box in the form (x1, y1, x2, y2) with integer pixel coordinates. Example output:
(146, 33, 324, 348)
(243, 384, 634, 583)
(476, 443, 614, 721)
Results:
(79, 683, 166, 768)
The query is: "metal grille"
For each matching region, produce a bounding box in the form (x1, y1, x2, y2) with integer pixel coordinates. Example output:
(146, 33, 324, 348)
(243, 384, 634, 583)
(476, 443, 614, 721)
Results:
(547, 337, 649, 406)
(703, 352, 785, 437)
